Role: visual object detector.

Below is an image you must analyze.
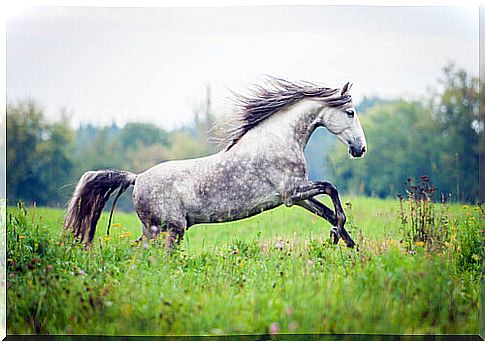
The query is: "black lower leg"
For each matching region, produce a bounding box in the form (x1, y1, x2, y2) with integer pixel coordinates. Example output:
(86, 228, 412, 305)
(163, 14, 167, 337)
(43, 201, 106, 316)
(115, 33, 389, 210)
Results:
(294, 185, 355, 248)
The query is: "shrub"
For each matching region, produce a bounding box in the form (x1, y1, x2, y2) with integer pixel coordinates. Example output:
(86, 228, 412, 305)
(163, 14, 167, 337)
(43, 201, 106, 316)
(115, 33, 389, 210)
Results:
(398, 176, 450, 252)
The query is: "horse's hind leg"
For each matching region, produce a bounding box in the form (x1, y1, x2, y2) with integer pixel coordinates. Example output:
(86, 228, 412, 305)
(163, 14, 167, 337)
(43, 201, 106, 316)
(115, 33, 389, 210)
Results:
(163, 219, 187, 250)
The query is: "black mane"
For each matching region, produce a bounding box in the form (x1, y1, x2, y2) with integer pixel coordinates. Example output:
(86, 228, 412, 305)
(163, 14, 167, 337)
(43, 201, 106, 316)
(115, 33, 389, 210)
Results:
(224, 77, 352, 151)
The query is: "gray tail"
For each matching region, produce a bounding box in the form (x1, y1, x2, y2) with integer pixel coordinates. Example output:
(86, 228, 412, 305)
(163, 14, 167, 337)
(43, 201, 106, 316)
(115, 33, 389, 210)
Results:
(63, 169, 137, 243)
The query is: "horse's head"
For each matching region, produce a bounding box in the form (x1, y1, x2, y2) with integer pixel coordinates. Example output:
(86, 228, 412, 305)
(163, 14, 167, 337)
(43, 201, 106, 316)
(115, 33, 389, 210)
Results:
(320, 82, 367, 158)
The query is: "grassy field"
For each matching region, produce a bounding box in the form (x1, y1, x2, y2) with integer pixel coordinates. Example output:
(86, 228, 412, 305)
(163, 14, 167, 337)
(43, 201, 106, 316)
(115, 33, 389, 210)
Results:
(5, 196, 483, 336)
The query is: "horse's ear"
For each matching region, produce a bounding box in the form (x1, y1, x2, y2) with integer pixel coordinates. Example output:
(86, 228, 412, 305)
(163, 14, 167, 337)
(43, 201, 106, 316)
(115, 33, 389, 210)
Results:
(341, 82, 353, 96)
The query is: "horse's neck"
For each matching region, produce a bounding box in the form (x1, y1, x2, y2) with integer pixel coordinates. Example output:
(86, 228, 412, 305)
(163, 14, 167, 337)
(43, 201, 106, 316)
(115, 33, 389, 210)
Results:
(239, 99, 322, 154)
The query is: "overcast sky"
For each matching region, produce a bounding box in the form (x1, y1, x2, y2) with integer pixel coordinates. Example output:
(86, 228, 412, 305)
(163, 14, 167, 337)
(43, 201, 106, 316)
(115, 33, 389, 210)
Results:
(6, 5, 479, 130)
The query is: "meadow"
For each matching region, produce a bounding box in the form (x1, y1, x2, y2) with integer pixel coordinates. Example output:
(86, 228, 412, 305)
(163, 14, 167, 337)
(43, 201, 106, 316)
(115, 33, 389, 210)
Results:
(5, 196, 483, 336)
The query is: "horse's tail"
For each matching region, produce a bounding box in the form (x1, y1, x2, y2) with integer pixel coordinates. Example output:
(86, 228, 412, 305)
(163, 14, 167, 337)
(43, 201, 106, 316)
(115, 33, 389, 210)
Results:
(63, 169, 137, 243)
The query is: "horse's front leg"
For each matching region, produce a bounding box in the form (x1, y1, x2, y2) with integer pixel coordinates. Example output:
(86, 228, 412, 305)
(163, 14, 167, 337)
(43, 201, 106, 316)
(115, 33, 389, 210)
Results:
(296, 197, 355, 248)
(287, 180, 354, 247)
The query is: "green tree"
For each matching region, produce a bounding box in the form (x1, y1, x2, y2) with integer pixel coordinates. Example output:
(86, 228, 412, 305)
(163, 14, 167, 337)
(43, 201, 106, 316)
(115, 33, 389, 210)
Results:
(119, 122, 169, 150)
(163, 131, 212, 160)
(430, 63, 480, 201)
(117, 122, 170, 173)
(7, 101, 75, 205)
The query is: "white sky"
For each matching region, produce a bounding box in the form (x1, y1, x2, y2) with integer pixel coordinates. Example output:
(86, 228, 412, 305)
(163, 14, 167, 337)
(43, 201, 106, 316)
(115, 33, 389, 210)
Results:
(6, 5, 479, 130)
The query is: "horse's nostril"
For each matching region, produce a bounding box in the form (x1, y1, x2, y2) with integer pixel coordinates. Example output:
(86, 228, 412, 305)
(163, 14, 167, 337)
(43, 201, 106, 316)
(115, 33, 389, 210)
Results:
(362, 146, 366, 153)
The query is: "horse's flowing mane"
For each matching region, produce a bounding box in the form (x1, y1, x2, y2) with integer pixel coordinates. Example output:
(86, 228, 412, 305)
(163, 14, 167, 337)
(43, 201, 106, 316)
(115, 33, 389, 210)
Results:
(224, 77, 352, 151)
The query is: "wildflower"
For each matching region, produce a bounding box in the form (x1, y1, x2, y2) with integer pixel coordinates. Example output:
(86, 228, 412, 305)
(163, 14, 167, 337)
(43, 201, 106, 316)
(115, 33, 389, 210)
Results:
(462, 205, 469, 209)
(275, 240, 284, 250)
(46, 265, 53, 272)
(415, 241, 425, 247)
(120, 231, 133, 239)
(18, 236, 26, 239)
(77, 269, 86, 276)
(269, 322, 280, 335)
(104, 236, 111, 241)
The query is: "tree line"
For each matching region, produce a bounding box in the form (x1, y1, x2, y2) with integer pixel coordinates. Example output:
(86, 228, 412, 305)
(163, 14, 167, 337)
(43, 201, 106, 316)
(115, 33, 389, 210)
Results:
(6, 98, 218, 208)
(6, 63, 482, 208)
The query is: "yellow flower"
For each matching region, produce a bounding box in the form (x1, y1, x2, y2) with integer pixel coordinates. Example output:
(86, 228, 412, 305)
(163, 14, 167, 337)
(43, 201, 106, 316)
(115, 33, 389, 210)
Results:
(462, 205, 469, 209)
(112, 223, 122, 227)
(18, 236, 26, 239)
(415, 241, 425, 247)
(120, 231, 133, 239)
(104, 236, 111, 241)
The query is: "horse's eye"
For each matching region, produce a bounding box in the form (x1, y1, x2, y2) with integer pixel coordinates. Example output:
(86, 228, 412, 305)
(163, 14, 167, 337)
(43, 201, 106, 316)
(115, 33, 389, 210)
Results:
(346, 109, 355, 118)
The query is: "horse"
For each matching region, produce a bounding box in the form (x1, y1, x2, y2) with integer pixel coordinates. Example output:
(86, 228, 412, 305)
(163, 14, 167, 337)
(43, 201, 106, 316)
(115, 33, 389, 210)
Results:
(63, 77, 367, 249)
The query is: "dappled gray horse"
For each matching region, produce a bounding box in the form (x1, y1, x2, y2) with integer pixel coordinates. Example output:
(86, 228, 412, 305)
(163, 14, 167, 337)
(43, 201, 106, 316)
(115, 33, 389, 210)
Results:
(64, 78, 367, 248)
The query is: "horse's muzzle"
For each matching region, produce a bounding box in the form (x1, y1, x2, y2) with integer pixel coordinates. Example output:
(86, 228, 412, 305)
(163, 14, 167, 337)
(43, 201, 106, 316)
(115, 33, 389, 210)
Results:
(349, 145, 366, 158)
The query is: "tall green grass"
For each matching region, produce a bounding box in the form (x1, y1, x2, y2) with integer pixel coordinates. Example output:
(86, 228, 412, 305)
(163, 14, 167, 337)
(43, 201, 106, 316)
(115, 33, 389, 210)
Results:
(6, 197, 482, 335)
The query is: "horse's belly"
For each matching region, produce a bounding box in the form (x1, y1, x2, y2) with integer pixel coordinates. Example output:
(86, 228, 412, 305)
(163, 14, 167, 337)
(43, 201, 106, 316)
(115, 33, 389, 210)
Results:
(188, 192, 282, 224)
